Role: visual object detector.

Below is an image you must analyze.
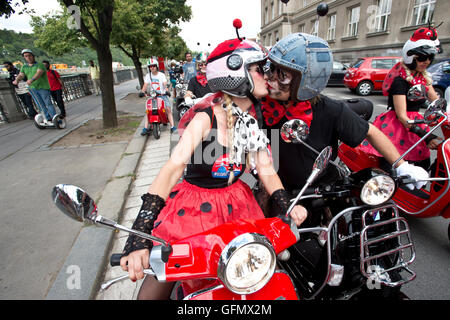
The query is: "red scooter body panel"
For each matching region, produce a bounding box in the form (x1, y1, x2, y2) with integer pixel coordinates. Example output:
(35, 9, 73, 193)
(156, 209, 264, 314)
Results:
(339, 139, 450, 218)
(146, 96, 169, 124)
(338, 143, 380, 172)
(164, 218, 297, 282)
(185, 272, 299, 300)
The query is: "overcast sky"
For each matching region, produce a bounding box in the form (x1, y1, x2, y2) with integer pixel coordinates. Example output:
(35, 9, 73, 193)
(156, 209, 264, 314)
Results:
(0, 0, 262, 53)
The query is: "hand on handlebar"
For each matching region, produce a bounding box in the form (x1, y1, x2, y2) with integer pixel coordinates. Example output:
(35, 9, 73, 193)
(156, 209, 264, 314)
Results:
(288, 205, 308, 226)
(427, 137, 443, 149)
(396, 161, 429, 190)
(120, 249, 150, 281)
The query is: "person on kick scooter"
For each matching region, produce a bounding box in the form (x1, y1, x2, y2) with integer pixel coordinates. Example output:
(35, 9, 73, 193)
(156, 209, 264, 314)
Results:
(360, 26, 442, 172)
(12, 49, 58, 125)
(140, 59, 176, 135)
(120, 33, 308, 300)
(256, 33, 429, 217)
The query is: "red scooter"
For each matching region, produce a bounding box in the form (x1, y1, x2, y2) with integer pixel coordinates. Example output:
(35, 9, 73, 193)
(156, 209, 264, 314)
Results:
(52, 143, 416, 300)
(144, 87, 169, 139)
(339, 87, 450, 240)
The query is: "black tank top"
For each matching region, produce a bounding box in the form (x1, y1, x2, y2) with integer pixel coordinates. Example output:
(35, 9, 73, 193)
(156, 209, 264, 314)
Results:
(184, 107, 246, 188)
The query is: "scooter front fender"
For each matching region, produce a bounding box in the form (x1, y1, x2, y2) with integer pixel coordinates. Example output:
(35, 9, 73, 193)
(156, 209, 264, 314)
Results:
(184, 271, 299, 300)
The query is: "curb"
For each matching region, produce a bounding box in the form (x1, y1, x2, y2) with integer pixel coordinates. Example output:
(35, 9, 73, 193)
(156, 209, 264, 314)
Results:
(45, 117, 148, 300)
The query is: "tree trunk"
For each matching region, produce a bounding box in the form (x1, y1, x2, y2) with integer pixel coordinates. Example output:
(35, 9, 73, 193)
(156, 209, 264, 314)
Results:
(97, 45, 117, 128)
(133, 58, 144, 88)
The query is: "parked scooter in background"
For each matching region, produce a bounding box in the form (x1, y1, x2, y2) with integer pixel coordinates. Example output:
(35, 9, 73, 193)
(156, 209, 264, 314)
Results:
(339, 85, 450, 240)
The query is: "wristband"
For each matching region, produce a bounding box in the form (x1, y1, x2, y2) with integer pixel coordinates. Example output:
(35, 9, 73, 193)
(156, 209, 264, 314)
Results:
(122, 193, 166, 256)
(269, 189, 290, 217)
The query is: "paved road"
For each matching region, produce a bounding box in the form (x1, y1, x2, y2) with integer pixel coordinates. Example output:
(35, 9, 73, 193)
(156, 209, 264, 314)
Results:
(323, 86, 450, 300)
(0, 79, 144, 299)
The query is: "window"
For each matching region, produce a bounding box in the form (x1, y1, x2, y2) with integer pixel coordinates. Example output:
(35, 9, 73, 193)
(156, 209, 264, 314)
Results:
(303, 0, 308, 7)
(271, 2, 274, 20)
(265, 7, 268, 24)
(269, 33, 273, 46)
(327, 14, 336, 40)
(298, 24, 305, 33)
(275, 31, 279, 43)
(372, 59, 397, 69)
(347, 6, 360, 37)
(311, 19, 319, 36)
(374, 0, 392, 31)
(412, 0, 435, 25)
(278, 2, 283, 16)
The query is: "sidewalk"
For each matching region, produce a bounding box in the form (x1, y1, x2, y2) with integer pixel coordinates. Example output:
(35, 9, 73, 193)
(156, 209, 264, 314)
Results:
(96, 127, 172, 300)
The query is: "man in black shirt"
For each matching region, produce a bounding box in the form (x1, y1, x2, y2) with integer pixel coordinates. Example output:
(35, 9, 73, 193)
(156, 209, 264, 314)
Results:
(184, 59, 212, 105)
(261, 33, 429, 197)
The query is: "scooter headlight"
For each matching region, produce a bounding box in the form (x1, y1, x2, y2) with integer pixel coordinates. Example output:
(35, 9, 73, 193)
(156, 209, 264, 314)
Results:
(361, 174, 396, 205)
(218, 233, 276, 295)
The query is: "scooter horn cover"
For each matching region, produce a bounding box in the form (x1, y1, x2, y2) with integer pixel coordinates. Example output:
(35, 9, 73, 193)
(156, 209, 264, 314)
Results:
(206, 39, 268, 98)
(268, 33, 332, 101)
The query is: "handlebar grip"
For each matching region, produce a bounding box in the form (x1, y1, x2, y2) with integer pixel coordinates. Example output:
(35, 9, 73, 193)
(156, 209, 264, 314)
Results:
(110, 253, 123, 267)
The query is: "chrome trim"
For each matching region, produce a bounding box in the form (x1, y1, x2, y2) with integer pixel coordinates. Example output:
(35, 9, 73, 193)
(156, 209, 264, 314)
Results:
(183, 284, 224, 300)
(150, 245, 166, 281)
(360, 206, 416, 287)
(217, 233, 276, 295)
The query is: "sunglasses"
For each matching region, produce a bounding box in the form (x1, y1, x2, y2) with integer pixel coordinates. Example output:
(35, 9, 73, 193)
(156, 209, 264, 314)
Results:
(415, 54, 434, 63)
(247, 64, 265, 76)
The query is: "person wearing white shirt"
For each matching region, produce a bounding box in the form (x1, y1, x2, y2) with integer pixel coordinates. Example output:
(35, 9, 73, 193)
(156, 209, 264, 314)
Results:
(141, 60, 176, 134)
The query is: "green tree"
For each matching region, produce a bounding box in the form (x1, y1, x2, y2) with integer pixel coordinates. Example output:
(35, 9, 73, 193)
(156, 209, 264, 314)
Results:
(58, 0, 118, 128)
(112, 0, 191, 87)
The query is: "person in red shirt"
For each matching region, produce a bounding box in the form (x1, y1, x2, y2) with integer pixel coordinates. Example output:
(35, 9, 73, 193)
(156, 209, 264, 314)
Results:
(43, 61, 66, 118)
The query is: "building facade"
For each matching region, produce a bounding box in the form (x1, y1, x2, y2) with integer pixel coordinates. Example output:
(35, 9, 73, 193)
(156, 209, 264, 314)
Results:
(260, 0, 450, 64)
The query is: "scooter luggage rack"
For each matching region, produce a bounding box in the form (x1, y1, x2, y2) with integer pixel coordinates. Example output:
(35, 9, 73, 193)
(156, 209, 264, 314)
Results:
(359, 205, 416, 287)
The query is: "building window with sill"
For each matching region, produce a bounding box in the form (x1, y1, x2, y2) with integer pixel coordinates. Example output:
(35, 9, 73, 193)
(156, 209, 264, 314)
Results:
(412, 0, 435, 26)
(347, 6, 360, 37)
(327, 14, 336, 41)
(374, 0, 392, 32)
(311, 19, 319, 37)
(298, 24, 305, 33)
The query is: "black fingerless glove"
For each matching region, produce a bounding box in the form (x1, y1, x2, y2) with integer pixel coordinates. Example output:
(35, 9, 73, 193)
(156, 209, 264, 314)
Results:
(122, 193, 166, 256)
(268, 189, 290, 217)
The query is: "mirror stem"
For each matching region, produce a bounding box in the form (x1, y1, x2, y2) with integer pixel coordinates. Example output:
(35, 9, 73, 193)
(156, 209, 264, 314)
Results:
(93, 215, 170, 247)
(286, 168, 320, 216)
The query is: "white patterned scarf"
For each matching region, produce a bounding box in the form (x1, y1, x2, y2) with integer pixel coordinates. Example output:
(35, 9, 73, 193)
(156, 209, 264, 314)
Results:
(229, 103, 270, 169)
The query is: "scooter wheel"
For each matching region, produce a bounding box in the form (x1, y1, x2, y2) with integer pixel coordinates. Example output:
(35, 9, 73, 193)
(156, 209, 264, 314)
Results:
(153, 123, 161, 139)
(34, 114, 46, 130)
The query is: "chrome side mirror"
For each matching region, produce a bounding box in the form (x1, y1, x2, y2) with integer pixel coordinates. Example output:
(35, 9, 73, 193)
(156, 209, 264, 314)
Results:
(52, 184, 97, 223)
(407, 84, 427, 102)
(281, 119, 310, 143)
(424, 98, 447, 125)
(313, 146, 332, 173)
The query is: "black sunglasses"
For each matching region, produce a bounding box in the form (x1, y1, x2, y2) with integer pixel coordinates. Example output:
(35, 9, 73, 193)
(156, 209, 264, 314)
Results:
(416, 54, 434, 63)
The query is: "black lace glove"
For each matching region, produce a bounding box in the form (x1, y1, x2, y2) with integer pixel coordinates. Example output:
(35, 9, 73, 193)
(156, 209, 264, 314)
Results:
(268, 189, 290, 217)
(122, 193, 166, 256)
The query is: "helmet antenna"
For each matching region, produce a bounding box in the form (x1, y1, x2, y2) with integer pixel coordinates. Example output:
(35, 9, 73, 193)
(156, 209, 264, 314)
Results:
(233, 19, 244, 41)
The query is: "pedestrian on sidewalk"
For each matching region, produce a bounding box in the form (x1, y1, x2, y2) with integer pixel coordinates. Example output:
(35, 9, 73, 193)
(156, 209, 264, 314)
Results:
(89, 60, 101, 95)
(4, 61, 37, 118)
(43, 60, 66, 118)
(119, 37, 308, 300)
(13, 49, 57, 124)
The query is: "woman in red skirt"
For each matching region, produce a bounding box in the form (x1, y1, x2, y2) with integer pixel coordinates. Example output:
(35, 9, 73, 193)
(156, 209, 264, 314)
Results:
(120, 37, 308, 299)
(360, 26, 442, 171)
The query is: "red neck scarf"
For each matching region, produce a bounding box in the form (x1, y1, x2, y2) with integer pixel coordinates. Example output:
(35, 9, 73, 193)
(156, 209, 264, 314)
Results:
(196, 72, 208, 87)
(261, 96, 313, 127)
(382, 62, 428, 96)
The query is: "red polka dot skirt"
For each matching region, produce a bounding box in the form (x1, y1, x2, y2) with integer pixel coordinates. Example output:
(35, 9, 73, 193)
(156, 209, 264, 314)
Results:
(359, 110, 430, 161)
(151, 179, 265, 243)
